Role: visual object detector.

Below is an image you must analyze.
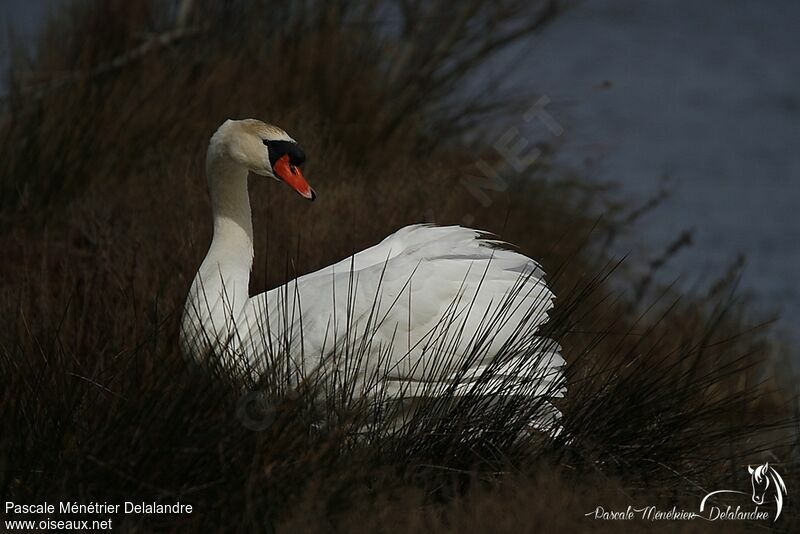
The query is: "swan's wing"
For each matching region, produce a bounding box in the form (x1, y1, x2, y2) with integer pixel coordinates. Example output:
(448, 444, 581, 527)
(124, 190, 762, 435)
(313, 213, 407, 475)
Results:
(288, 224, 463, 283)
(239, 225, 556, 382)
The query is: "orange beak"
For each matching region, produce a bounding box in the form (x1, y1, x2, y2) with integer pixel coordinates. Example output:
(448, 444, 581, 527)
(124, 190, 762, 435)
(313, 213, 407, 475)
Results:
(273, 154, 315, 201)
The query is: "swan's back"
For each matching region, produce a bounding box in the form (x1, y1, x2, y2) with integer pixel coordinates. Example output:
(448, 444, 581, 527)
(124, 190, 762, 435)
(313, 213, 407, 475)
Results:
(232, 226, 562, 405)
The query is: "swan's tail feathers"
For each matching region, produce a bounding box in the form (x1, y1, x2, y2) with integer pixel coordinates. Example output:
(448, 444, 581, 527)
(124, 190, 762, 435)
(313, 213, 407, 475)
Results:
(466, 345, 566, 440)
(445, 345, 565, 397)
(383, 341, 566, 437)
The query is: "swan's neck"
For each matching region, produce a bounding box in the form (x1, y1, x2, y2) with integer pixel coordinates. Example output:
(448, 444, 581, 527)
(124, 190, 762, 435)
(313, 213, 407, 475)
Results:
(207, 158, 254, 269)
(180, 152, 255, 359)
(197, 154, 254, 301)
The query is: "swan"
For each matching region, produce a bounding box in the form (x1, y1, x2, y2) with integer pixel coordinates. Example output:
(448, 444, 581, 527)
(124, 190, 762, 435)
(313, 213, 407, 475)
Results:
(180, 119, 566, 434)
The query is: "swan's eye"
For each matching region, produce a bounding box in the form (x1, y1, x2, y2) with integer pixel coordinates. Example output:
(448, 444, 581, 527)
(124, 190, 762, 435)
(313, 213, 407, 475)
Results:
(264, 140, 306, 167)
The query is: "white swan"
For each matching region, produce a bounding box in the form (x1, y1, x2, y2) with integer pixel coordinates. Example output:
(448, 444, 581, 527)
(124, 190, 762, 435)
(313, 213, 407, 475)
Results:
(180, 119, 565, 433)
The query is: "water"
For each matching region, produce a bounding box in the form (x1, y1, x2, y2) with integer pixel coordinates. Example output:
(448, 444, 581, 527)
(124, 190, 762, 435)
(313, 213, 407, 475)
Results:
(494, 0, 800, 343)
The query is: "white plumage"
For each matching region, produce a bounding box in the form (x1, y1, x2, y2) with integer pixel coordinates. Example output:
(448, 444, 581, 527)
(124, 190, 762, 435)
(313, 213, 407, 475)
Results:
(181, 119, 565, 434)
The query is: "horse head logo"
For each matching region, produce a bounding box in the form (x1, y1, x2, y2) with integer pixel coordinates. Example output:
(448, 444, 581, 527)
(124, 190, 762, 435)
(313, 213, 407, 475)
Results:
(748, 462, 787, 520)
(699, 462, 788, 522)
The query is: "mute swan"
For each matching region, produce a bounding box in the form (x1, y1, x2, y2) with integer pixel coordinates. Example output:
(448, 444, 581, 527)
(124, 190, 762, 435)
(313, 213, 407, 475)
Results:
(181, 119, 565, 433)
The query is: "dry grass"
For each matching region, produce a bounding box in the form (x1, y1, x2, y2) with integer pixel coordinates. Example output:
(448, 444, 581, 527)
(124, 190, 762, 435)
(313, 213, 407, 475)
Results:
(1, 1, 797, 532)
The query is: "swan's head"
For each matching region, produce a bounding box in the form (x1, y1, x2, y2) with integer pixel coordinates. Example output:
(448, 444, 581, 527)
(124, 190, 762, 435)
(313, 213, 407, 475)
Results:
(210, 118, 315, 201)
